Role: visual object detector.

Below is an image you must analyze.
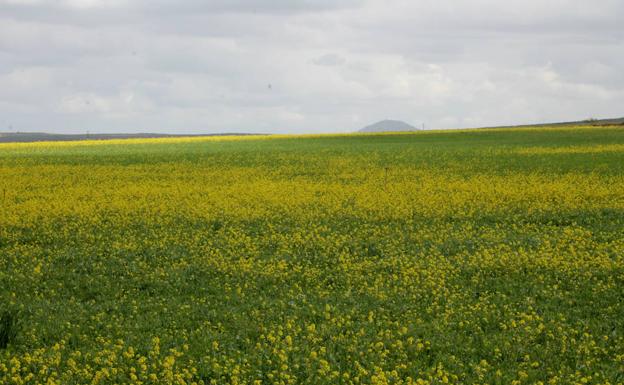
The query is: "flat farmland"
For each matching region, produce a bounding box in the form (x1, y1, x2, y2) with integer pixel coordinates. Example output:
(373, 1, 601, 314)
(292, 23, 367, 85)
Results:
(1, 126, 623, 384)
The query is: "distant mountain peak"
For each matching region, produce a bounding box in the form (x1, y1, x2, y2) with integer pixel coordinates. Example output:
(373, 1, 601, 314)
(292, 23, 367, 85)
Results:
(359, 119, 419, 133)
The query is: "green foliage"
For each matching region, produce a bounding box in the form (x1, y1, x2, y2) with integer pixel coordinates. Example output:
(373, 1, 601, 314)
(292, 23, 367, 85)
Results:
(1, 126, 624, 383)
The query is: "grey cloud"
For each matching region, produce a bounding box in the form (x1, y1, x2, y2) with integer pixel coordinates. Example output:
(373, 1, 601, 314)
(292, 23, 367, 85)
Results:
(0, 0, 623, 134)
(0, 0, 365, 25)
(313, 54, 346, 67)
(140, 0, 365, 14)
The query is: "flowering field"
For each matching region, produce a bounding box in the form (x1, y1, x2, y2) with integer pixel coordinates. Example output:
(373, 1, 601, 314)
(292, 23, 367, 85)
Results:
(1, 126, 623, 384)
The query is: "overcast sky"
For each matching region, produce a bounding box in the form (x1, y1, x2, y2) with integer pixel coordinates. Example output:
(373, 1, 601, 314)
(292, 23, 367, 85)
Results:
(1, 0, 623, 134)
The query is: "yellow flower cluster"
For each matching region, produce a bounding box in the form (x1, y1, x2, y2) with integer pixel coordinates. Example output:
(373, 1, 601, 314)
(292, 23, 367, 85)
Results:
(1, 125, 623, 384)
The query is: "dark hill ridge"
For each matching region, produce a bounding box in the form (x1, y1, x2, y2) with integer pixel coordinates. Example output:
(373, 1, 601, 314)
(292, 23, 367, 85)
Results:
(1, 117, 621, 144)
(482, 117, 624, 129)
(359, 120, 419, 133)
(0, 132, 262, 143)
(358, 117, 624, 133)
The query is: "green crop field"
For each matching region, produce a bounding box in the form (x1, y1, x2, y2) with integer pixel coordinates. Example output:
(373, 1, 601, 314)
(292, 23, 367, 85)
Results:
(1, 126, 623, 384)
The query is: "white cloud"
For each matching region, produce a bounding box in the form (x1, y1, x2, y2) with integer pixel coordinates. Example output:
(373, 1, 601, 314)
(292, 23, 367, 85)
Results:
(0, 0, 623, 133)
